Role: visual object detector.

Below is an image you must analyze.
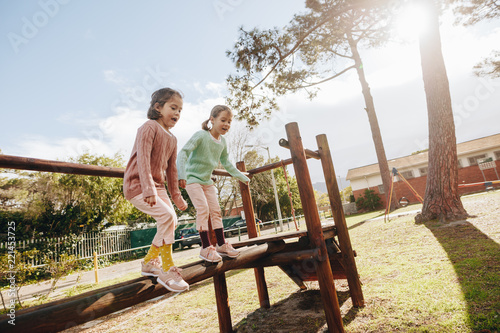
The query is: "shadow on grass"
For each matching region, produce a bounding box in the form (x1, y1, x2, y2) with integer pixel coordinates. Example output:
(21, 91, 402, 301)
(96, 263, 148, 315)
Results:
(346, 210, 388, 231)
(233, 288, 357, 333)
(422, 219, 500, 331)
(348, 220, 367, 231)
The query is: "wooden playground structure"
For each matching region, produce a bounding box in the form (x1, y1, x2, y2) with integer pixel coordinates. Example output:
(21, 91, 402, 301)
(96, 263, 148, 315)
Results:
(0, 122, 364, 333)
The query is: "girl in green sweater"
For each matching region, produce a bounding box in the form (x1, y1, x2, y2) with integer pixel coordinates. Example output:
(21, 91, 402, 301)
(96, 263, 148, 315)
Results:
(178, 105, 250, 262)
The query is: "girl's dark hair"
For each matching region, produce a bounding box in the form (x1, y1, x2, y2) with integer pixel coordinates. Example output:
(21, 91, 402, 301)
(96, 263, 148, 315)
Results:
(201, 105, 232, 130)
(147, 88, 183, 120)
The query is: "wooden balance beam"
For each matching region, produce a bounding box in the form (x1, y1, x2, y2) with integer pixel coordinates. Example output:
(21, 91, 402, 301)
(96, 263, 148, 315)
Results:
(0, 224, 350, 333)
(0, 241, 286, 333)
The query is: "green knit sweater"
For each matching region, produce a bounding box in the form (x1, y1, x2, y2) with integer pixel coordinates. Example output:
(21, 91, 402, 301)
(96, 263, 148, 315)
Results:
(177, 130, 250, 185)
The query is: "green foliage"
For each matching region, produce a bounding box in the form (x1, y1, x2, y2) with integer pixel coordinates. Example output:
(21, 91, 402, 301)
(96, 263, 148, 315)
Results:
(0, 152, 135, 239)
(449, 0, 500, 78)
(225, 0, 397, 126)
(43, 253, 80, 297)
(59, 153, 131, 230)
(315, 190, 330, 208)
(0, 173, 30, 210)
(246, 153, 276, 221)
(0, 211, 30, 241)
(0, 249, 39, 308)
(450, 0, 500, 25)
(341, 185, 353, 203)
(473, 49, 500, 78)
(245, 152, 302, 222)
(356, 188, 382, 211)
(174, 186, 196, 218)
(276, 167, 302, 218)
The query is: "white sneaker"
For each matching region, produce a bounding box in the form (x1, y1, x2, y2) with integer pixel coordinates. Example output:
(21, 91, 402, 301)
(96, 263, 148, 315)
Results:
(199, 245, 222, 262)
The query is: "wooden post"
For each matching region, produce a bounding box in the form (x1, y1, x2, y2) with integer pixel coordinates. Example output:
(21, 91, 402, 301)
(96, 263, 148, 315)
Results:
(214, 273, 233, 333)
(93, 252, 99, 284)
(286, 122, 344, 333)
(212, 185, 229, 331)
(212, 214, 231, 332)
(316, 134, 365, 307)
(237, 161, 270, 309)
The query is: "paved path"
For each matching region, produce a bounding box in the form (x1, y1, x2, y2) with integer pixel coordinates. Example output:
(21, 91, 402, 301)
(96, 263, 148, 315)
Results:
(3, 248, 203, 304)
(364, 209, 421, 222)
(4, 258, 144, 303)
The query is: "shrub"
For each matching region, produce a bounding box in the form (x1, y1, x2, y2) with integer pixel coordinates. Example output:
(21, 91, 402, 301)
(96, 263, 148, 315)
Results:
(349, 194, 356, 203)
(356, 189, 382, 212)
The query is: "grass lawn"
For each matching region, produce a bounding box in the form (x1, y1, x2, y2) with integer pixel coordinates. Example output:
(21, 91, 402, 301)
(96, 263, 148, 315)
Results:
(56, 190, 500, 332)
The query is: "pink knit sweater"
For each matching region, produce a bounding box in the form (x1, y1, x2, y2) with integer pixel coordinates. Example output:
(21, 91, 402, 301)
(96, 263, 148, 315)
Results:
(123, 120, 184, 207)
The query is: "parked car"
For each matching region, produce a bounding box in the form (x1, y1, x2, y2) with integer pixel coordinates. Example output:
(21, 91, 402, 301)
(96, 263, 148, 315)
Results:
(175, 227, 201, 249)
(225, 218, 262, 237)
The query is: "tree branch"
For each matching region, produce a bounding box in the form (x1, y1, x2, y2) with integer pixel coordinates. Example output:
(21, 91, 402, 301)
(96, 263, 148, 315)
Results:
(250, 6, 349, 91)
(297, 65, 357, 89)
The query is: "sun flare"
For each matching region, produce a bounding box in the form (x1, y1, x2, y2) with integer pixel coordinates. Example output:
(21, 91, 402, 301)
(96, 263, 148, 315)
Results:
(395, 2, 432, 41)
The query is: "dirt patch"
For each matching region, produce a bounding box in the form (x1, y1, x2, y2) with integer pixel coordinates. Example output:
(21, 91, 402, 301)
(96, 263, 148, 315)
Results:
(233, 286, 329, 333)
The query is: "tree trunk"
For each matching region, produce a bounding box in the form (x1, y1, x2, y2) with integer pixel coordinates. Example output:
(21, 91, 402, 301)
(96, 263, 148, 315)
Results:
(414, 0, 468, 223)
(348, 34, 398, 211)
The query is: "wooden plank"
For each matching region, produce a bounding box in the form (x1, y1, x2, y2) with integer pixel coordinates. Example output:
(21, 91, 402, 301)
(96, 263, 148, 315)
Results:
(246, 152, 318, 176)
(0, 242, 284, 333)
(241, 242, 346, 283)
(316, 134, 365, 307)
(181, 242, 285, 285)
(232, 224, 337, 248)
(0, 154, 125, 178)
(279, 259, 347, 282)
(0, 155, 242, 180)
(286, 122, 345, 333)
(212, 168, 249, 178)
(278, 138, 321, 160)
(239, 241, 343, 270)
(279, 265, 307, 290)
(247, 157, 294, 175)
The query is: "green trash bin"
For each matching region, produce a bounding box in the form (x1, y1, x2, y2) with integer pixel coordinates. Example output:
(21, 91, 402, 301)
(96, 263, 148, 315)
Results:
(130, 228, 157, 256)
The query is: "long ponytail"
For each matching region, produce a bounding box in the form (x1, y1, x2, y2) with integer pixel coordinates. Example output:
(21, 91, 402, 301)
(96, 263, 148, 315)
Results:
(201, 119, 211, 130)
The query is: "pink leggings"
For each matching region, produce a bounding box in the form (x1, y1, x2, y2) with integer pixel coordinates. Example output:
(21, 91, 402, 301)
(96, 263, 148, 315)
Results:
(129, 190, 177, 247)
(185, 183, 223, 231)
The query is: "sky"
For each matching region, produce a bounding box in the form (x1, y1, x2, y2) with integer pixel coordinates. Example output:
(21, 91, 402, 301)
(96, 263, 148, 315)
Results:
(1, 0, 499, 186)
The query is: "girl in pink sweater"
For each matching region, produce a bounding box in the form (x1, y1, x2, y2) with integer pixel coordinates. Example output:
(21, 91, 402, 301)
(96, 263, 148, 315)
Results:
(123, 88, 189, 292)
